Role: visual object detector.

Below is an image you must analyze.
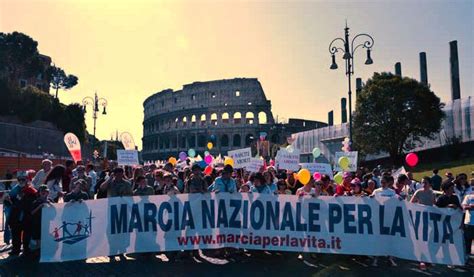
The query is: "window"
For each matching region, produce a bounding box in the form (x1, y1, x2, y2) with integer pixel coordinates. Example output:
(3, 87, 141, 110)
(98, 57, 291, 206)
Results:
(245, 112, 254, 124)
(221, 134, 229, 147)
(233, 134, 241, 147)
(174, 98, 177, 103)
(191, 115, 197, 126)
(211, 113, 218, 126)
(200, 114, 206, 126)
(258, 112, 268, 124)
(222, 112, 230, 123)
(235, 91, 240, 97)
(248, 102, 252, 106)
(192, 94, 196, 100)
(161, 100, 164, 107)
(211, 92, 216, 98)
(233, 112, 242, 124)
(245, 134, 254, 146)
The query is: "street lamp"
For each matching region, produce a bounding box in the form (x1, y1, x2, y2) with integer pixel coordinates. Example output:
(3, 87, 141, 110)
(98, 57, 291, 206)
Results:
(82, 92, 108, 151)
(328, 22, 374, 145)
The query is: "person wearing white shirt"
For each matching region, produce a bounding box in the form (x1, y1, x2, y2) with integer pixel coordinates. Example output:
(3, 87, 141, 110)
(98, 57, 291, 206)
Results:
(86, 164, 97, 198)
(370, 175, 398, 267)
(31, 159, 52, 189)
(461, 192, 474, 257)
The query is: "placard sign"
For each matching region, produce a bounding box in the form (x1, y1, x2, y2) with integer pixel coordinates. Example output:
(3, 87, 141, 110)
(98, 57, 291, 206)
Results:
(117, 150, 139, 166)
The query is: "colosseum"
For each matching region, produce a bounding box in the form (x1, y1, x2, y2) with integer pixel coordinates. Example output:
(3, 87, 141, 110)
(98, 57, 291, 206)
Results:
(142, 78, 326, 161)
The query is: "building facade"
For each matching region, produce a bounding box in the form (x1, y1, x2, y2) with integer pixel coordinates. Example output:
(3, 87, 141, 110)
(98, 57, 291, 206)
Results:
(142, 78, 326, 161)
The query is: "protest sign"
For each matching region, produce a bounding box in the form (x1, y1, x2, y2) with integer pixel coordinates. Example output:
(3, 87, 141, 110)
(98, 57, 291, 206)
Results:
(300, 163, 334, 179)
(227, 148, 252, 168)
(64, 133, 82, 162)
(334, 151, 358, 172)
(120, 132, 136, 150)
(275, 148, 300, 171)
(246, 158, 264, 172)
(41, 194, 465, 265)
(117, 150, 139, 166)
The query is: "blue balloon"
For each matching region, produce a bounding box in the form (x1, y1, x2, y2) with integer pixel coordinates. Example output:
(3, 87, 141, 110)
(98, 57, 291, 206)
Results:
(188, 148, 196, 158)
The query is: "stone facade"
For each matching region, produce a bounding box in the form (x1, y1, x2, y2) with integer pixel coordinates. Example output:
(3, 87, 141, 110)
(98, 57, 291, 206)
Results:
(142, 78, 326, 161)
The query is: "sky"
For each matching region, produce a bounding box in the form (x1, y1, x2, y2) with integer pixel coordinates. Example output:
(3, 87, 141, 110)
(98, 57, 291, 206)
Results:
(1, 0, 473, 149)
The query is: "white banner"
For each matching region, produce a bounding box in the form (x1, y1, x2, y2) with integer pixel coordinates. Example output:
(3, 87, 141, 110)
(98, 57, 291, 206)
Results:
(227, 148, 252, 169)
(334, 151, 358, 172)
(275, 148, 300, 171)
(299, 163, 334, 180)
(117, 150, 139, 166)
(120, 132, 136, 151)
(246, 158, 264, 173)
(41, 194, 465, 265)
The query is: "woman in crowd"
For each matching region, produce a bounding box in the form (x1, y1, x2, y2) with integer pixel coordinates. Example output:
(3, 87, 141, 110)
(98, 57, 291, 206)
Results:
(296, 177, 315, 197)
(263, 170, 277, 193)
(44, 165, 66, 202)
(276, 179, 292, 195)
(250, 172, 271, 194)
(454, 173, 471, 203)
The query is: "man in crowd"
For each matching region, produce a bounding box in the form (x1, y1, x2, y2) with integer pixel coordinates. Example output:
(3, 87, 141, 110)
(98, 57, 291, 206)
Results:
(461, 189, 474, 258)
(85, 163, 97, 199)
(184, 164, 207, 193)
(431, 169, 442, 191)
(100, 167, 133, 197)
(6, 171, 37, 256)
(208, 165, 236, 193)
(71, 165, 93, 199)
(31, 159, 52, 189)
(133, 176, 154, 196)
(64, 179, 90, 202)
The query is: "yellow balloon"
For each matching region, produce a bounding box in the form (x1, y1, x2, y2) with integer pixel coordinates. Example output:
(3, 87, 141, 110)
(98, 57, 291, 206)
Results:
(297, 169, 311, 185)
(224, 157, 234, 167)
(168, 157, 177, 166)
(207, 142, 213, 150)
(334, 172, 343, 184)
(338, 156, 350, 170)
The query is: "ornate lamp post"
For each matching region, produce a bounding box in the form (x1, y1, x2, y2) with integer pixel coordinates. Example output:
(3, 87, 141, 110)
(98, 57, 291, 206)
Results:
(329, 22, 374, 145)
(82, 92, 108, 151)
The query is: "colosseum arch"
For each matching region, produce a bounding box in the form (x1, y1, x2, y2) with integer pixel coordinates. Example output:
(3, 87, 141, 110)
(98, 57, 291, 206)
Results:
(191, 115, 197, 127)
(179, 136, 186, 148)
(233, 112, 242, 124)
(200, 114, 207, 126)
(188, 135, 196, 148)
(222, 112, 230, 124)
(258, 111, 268, 124)
(198, 134, 206, 147)
(221, 134, 229, 147)
(245, 134, 254, 146)
(245, 112, 255, 124)
(182, 116, 188, 126)
(233, 134, 241, 147)
(211, 113, 218, 126)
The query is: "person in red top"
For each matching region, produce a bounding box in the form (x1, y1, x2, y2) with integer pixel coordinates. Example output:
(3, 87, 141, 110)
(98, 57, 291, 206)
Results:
(335, 172, 352, 196)
(62, 160, 74, 193)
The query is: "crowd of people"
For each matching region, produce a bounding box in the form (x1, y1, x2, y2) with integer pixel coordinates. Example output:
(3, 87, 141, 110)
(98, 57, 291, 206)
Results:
(1, 158, 473, 269)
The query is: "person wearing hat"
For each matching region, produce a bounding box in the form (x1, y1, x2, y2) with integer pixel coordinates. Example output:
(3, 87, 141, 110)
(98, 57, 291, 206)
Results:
(32, 159, 53, 189)
(208, 165, 237, 193)
(6, 171, 38, 256)
(71, 165, 93, 198)
(184, 164, 207, 193)
(31, 185, 52, 254)
(162, 173, 180, 195)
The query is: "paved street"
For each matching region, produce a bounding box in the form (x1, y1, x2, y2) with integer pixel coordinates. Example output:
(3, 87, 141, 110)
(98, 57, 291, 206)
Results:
(0, 242, 472, 276)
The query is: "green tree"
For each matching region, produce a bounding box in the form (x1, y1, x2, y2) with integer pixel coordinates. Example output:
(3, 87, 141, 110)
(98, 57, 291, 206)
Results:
(353, 72, 445, 165)
(48, 66, 78, 99)
(0, 32, 45, 83)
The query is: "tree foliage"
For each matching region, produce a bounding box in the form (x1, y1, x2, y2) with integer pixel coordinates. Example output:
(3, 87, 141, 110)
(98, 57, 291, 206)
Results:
(48, 66, 79, 98)
(0, 32, 45, 82)
(353, 72, 445, 164)
(0, 79, 87, 142)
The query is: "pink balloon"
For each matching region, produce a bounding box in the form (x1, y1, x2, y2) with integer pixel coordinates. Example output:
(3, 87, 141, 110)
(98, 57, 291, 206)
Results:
(204, 155, 213, 165)
(313, 172, 321, 181)
(405, 153, 419, 167)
